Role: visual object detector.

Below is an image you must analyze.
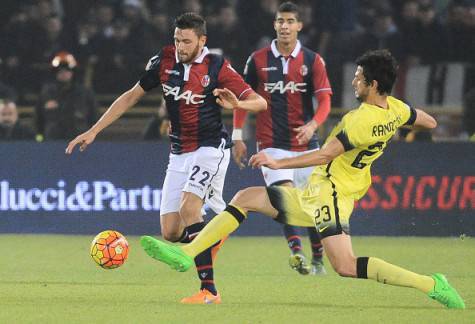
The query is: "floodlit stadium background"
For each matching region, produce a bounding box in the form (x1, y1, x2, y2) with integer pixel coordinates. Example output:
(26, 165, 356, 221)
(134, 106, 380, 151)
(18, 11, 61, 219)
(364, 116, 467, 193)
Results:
(0, 1, 474, 322)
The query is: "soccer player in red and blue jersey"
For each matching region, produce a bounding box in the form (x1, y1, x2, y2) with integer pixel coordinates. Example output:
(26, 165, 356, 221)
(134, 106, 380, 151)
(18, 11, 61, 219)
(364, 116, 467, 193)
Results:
(233, 2, 332, 275)
(233, 2, 332, 274)
(66, 12, 266, 304)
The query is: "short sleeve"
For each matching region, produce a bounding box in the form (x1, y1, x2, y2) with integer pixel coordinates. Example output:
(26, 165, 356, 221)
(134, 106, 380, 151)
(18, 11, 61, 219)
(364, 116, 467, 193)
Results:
(139, 53, 161, 92)
(402, 103, 417, 125)
(243, 54, 258, 90)
(312, 54, 332, 96)
(218, 59, 253, 100)
(335, 112, 367, 149)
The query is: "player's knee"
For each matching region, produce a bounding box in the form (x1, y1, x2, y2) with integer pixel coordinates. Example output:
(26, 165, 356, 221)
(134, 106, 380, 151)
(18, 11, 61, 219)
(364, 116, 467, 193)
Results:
(334, 266, 355, 278)
(230, 188, 252, 209)
(333, 260, 357, 278)
(161, 230, 182, 242)
(231, 189, 246, 202)
(179, 203, 200, 221)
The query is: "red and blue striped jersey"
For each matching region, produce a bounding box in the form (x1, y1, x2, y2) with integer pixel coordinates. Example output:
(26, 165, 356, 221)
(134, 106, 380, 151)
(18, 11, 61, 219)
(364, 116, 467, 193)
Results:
(243, 40, 332, 151)
(140, 45, 253, 154)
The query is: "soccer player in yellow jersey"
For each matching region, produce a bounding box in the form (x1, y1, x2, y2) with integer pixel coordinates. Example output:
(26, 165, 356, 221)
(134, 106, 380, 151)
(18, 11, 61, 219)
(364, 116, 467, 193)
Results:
(140, 49, 465, 309)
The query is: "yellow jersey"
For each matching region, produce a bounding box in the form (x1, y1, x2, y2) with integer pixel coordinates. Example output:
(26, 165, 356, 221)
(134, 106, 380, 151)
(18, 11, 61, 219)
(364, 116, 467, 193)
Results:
(310, 96, 417, 199)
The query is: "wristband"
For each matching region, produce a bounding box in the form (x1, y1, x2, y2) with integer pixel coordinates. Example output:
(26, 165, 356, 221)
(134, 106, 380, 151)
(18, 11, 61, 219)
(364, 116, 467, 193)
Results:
(232, 129, 243, 141)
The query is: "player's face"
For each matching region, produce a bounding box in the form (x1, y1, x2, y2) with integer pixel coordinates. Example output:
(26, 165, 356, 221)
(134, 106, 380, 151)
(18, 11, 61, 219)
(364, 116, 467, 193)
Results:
(56, 68, 73, 83)
(274, 12, 302, 45)
(0, 103, 18, 127)
(352, 66, 371, 102)
(174, 28, 207, 64)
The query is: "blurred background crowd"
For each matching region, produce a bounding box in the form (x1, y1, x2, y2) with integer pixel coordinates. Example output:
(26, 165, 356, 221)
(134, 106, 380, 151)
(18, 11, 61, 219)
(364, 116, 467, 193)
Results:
(0, 0, 474, 142)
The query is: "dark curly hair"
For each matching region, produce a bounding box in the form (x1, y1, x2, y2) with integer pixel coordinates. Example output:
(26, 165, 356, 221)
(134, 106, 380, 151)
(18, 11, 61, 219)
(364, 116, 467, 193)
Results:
(355, 49, 398, 95)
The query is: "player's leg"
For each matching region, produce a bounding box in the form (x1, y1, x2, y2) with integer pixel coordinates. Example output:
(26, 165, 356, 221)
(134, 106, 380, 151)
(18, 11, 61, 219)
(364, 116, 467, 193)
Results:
(142, 182, 313, 264)
(158, 162, 189, 242)
(306, 228, 326, 275)
(261, 148, 310, 275)
(316, 180, 465, 309)
(294, 157, 326, 275)
(321, 233, 464, 308)
(143, 150, 224, 303)
(178, 145, 230, 303)
(140, 185, 313, 272)
(276, 182, 311, 275)
(179, 145, 230, 303)
(139, 186, 276, 281)
(182, 186, 279, 257)
(177, 191, 224, 303)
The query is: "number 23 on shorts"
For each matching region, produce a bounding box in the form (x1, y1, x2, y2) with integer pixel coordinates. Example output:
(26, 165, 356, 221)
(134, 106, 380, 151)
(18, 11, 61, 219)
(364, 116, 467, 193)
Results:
(314, 205, 332, 231)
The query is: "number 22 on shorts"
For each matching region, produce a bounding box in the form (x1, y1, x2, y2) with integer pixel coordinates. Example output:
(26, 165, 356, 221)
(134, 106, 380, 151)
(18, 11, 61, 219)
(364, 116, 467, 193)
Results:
(189, 165, 211, 187)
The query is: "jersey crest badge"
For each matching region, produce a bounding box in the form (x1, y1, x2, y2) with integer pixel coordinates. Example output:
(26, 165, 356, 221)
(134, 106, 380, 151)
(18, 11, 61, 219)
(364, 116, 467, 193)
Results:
(300, 65, 308, 76)
(201, 74, 210, 87)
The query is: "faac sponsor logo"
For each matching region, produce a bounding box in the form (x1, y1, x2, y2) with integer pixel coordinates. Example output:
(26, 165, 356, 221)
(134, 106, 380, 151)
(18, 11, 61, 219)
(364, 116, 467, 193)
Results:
(162, 84, 206, 104)
(0, 180, 162, 212)
(355, 175, 475, 211)
(264, 81, 307, 94)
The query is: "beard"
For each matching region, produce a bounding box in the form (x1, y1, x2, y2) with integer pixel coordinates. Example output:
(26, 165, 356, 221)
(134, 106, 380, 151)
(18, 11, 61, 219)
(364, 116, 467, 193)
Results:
(177, 44, 201, 64)
(355, 90, 368, 103)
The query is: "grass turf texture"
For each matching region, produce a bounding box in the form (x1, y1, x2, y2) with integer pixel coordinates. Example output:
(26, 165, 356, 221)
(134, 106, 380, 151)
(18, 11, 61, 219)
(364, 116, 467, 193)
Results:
(0, 235, 473, 323)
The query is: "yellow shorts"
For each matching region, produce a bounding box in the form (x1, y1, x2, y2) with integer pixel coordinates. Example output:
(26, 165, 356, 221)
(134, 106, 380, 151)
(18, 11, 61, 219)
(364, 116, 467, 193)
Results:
(266, 177, 354, 238)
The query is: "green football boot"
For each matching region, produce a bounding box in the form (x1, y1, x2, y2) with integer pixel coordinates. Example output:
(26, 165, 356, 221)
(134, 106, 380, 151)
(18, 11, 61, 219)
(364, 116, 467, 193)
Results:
(428, 273, 465, 309)
(140, 236, 193, 272)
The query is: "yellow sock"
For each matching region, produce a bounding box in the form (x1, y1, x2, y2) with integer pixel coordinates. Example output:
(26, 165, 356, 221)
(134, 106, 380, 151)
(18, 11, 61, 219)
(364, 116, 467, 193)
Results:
(367, 257, 435, 293)
(182, 205, 247, 257)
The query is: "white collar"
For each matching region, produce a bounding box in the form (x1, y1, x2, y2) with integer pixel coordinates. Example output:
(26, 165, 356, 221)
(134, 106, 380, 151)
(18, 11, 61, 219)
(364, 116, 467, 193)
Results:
(270, 39, 301, 58)
(175, 46, 210, 64)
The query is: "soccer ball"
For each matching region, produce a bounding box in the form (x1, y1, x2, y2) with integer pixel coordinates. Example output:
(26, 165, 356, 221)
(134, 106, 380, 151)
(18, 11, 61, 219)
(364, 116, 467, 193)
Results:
(90, 230, 129, 269)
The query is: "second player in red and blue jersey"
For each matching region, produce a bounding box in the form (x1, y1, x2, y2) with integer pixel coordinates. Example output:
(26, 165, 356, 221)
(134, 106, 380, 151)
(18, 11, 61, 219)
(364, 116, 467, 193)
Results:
(233, 2, 332, 275)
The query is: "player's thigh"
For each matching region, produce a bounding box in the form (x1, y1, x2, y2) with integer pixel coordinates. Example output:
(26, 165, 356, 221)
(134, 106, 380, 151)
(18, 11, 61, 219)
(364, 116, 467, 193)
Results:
(160, 157, 189, 215)
(179, 191, 206, 223)
(203, 148, 231, 213)
(259, 148, 294, 186)
(183, 145, 229, 212)
(309, 180, 354, 239)
(230, 186, 279, 217)
(265, 185, 314, 227)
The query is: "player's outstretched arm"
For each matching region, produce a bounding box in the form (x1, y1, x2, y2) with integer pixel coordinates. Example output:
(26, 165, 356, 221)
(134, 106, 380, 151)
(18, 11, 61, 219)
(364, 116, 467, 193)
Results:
(65, 83, 145, 154)
(213, 88, 266, 112)
(250, 137, 345, 169)
(413, 109, 437, 130)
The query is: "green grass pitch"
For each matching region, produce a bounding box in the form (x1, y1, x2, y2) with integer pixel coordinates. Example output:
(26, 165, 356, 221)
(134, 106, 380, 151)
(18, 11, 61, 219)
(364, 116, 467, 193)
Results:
(0, 235, 473, 323)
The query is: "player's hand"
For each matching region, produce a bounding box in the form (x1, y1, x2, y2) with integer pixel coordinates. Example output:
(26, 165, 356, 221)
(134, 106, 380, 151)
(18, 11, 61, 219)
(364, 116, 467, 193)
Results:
(65, 130, 97, 154)
(249, 152, 279, 169)
(294, 120, 318, 145)
(213, 88, 239, 110)
(232, 140, 247, 169)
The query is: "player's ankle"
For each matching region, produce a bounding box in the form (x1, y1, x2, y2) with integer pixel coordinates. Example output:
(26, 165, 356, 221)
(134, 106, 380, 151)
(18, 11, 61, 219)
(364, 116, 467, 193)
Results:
(201, 285, 218, 296)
